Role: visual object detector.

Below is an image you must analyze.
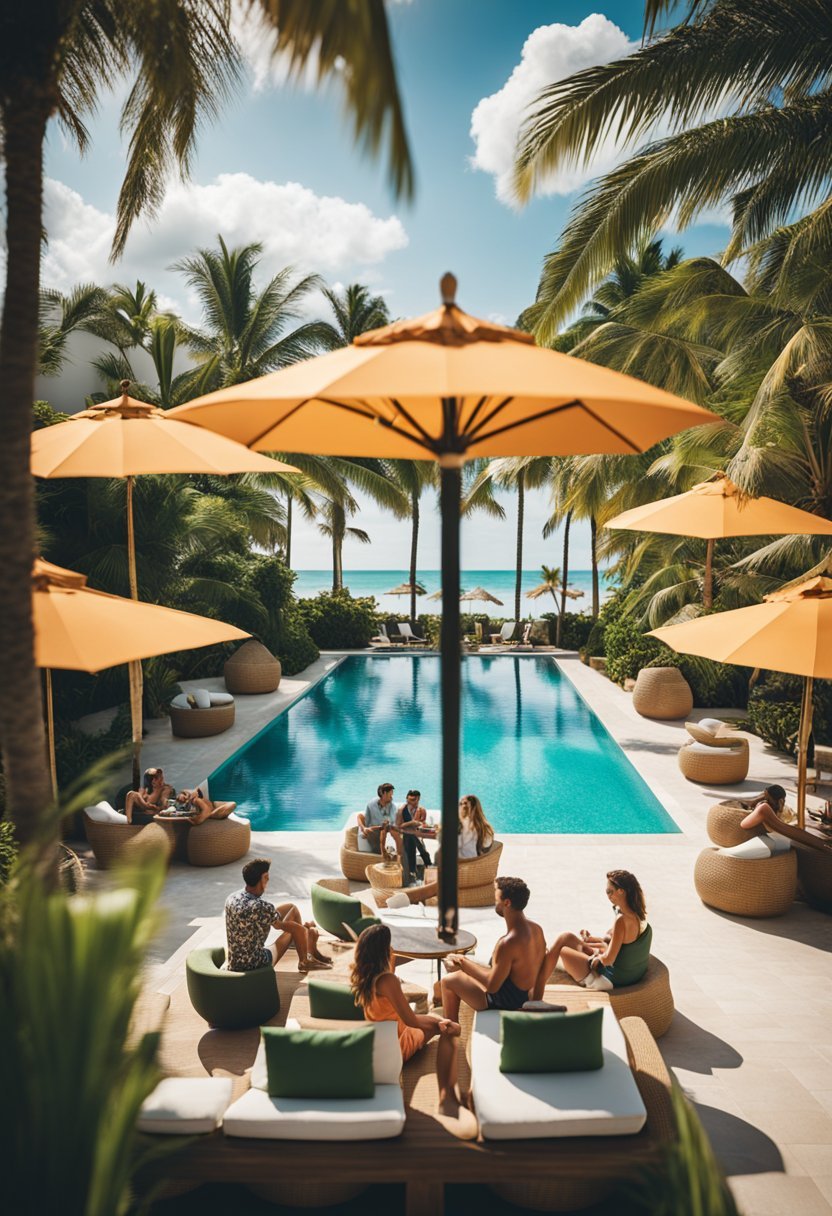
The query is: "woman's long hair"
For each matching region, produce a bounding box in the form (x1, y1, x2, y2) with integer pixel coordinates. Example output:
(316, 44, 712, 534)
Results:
(460, 794, 493, 851)
(350, 923, 393, 1008)
(607, 870, 647, 922)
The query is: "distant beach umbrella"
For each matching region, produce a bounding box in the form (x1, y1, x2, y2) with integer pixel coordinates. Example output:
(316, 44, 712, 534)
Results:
(386, 582, 427, 597)
(426, 589, 444, 602)
(459, 586, 504, 607)
(605, 471, 832, 609)
(173, 272, 715, 942)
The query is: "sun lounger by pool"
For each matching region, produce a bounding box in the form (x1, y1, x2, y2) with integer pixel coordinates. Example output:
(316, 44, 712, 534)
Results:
(397, 622, 426, 645)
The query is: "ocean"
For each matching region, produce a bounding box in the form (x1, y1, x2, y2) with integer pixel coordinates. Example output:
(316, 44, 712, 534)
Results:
(291, 569, 612, 618)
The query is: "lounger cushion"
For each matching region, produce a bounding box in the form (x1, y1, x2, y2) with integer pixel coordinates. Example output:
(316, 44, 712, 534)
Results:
(209, 691, 235, 706)
(222, 1083, 405, 1141)
(698, 718, 726, 734)
(500, 1007, 603, 1074)
(193, 688, 212, 709)
(138, 1077, 233, 1134)
(686, 740, 745, 755)
(262, 1026, 374, 1099)
(251, 1019, 401, 1089)
(85, 800, 127, 824)
(472, 1005, 647, 1140)
(170, 693, 190, 709)
(720, 835, 791, 859)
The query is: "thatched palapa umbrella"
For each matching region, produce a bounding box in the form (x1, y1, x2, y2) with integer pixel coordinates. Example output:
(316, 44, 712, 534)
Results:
(172, 274, 714, 941)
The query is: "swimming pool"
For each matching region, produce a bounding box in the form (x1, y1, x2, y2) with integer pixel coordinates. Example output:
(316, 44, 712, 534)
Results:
(209, 655, 679, 834)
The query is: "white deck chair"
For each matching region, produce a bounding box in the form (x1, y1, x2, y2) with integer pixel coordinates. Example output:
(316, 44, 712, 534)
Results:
(496, 621, 517, 646)
(398, 622, 426, 646)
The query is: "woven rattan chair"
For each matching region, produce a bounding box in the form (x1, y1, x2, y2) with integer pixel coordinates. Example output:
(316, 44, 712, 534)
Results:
(632, 667, 693, 720)
(694, 847, 797, 917)
(707, 800, 753, 847)
(169, 701, 235, 738)
(685, 719, 741, 748)
(187, 815, 251, 867)
(678, 739, 749, 784)
(458, 841, 503, 906)
(83, 811, 149, 869)
(544, 955, 675, 1039)
(340, 824, 384, 881)
(796, 848, 832, 913)
(224, 639, 281, 694)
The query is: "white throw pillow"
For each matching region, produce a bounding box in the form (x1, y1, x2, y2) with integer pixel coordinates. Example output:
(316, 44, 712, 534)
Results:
(170, 693, 190, 709)
(84, 801, 127, 824)
(209, 691, 234, 706)
(686, 741, 744, 755)
(193, 688, 212, 709)
(698, 717, 726, 735)
(719, 835, 790, 860)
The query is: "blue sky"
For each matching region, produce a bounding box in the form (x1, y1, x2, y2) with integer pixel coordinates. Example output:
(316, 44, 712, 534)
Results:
(39, 0, 729, 572)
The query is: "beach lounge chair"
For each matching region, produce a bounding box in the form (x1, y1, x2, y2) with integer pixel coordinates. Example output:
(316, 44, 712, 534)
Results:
(371, 622, 403, 646)
(493, 621, 517, 646)
(398, 621, 426, 645)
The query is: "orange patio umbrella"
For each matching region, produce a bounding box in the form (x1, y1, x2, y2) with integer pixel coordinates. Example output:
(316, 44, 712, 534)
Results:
(33, 559, 249, 798)
(651, 576, 832, 827)
(172, 273, 715, 939)
(606, 472, 832, 608)
(32, 382, 298, 785)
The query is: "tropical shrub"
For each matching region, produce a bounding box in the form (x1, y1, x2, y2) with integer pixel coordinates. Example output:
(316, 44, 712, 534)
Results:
(141, 657, 182, 719)
(604, 614, 663, 684)
(299, 590, 378, 649)
(55, 704, 132, 791)
(747, 674, 832, 755)
(543, 611, 594, 650)
(0, 820, 17, 885)
(647, 652, 748, 710)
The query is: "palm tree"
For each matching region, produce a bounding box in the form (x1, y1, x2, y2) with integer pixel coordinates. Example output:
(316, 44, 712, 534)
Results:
(513, 0, 832, 340)
(526, 563, 584, 626)
(0, 0, 412, 845)
(174, 237, 333, 394)
(388, 461, 437, 626)
(318, 499, 371, 592)
(318, 283, 391, 348)
(38, 284, 111, 376)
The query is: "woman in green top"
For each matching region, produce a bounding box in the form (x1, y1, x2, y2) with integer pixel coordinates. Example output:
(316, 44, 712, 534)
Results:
(533, 870, 650, 999)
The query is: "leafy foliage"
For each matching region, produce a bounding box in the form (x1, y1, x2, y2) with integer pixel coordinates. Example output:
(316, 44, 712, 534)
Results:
(0, 820, 17, 886)
(54, 705, 132, 792)
(542, 611, 594, 650)
(298, 591, 378, 649)
(747, 672, 832, 754)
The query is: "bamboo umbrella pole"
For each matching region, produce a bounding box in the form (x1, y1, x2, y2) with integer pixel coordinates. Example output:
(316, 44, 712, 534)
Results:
(703, 538, 715, 609)
(796, 675, 814, 830)
(45, 669, 58, 802)
(125, 474, 144, 787)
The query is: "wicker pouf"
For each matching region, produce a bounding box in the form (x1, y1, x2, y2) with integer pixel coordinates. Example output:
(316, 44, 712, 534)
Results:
(632, 667, 694, 720)
(340, 825, 384, 881)
(170, 702, 235, 738)
(224, 640, 281, 695)
(797, 848, 832, 913)
(678, 740, 749, 785)
(545, 956, 674, 1039)
(694, 847, 797, 917)
(367, 860, 404, 891)
(187, 815, 251, 867)
(707, 801, 752, 847)
(83, 812, 147, 869)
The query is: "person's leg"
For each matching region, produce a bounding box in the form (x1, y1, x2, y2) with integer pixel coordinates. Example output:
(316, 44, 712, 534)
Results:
(209, 801, 236, 820)
(559, 946, 593, 984)
(403, 833, 416, 882)
(303, 919, 331, 963)
(124, 791, 139, 824)
(271, 903, 329, 970)
(533, 931, 585, 999)
(440, 970, 488, 1023)
(187, 796, 214, 825)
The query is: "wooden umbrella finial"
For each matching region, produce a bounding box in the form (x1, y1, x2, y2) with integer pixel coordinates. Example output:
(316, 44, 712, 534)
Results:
(120, 379, 131, 398)
(440, 272, 457, 306)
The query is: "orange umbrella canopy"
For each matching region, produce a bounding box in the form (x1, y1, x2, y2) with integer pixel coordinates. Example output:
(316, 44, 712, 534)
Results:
(606, 472, 832, 540)
(33, 559, 249, 672)
(169, 275, 714, 458)
(31, 384, 300, 478)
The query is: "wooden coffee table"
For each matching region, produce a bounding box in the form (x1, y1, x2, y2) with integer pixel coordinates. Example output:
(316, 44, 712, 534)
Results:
(387, 924, 477, 985)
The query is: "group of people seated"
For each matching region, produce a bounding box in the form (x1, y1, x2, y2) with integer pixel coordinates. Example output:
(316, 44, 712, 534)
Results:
(357, 782, 494, 888)
(125, 766, 236, 827)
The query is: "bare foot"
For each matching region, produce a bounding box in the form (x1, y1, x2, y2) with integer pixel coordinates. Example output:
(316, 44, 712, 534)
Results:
(436, 1088, 478, 1140)
(298, 957, 332, 972)
(313, 949, 332, 964)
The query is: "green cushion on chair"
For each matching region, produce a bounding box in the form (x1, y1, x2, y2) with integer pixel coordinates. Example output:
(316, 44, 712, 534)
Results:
(186, 946, 279, 1031)
(262, 1026, 375, 1099)
(308, 978, 363, 1020)
(499, 1007, 604, 1074)
(311, 883, 380, 941)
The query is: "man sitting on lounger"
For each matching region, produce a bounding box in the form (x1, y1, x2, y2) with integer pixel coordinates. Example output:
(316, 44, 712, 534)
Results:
(225, 858, 331, 973)
(358, 782, 404, 860)
(436, 876, 545, 1114)
(396, 789, 434, 875)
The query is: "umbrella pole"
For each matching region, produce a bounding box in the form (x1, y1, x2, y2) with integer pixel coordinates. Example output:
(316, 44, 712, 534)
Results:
(704, 538, 715, 610)
(797, 675, 814, 830)
(126, 474, 143, 788)
(438, 455, 462, 943)
(45, 669, 58, 803)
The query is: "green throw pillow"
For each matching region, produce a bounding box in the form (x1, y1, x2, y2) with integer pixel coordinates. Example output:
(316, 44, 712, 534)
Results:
(262, 1026, 375, 1099)
(308, 978, 363, 1021)
(499, 1007, 604, 1074)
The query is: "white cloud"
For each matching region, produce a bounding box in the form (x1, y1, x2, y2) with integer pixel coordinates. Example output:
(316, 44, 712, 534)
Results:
(39, 173, 408, 316)
(470, 15, 636, 205)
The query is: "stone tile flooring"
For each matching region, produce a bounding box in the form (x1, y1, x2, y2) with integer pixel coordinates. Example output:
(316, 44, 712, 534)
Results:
(126, 651, 832, 1214)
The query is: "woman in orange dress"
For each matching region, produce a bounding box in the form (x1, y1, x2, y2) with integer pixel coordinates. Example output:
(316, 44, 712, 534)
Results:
(350, 924, 460, 1062)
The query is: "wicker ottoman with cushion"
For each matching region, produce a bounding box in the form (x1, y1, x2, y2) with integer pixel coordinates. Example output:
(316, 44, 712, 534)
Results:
(544, 955, 674, 1039)
(678, 739, 750, 784)
(224, 640, 281, 695)
(169, 698, 235, 738)
(340, 825, 384, 881)
(83, 804, 168, 870)
(186, 814, 251, 867)
(186, 946, 280, 1030)
(694, 846, 797, 917)
(632, 667, 694, 720)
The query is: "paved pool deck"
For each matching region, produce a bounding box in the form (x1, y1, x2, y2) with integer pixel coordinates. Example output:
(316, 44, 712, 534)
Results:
(125, 651, 832, 1214)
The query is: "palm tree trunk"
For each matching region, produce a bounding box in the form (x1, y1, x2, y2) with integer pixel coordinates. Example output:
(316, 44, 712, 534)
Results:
(332, 507, 344, 592)
(557, 510, 572, 647)
(409, 490, 420, 628)
(591, 515, 599, 619)
(514, 469, 525, 622)
(703, 537, 715, 610)
(285, 491, 292, 567)
(0, 93, 55, 848)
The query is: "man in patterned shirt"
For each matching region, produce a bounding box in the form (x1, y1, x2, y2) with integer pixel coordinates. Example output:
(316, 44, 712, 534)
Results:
(225, 858, 331, 972)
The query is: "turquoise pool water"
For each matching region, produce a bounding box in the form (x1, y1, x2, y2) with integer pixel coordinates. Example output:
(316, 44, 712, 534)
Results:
(210, 656, 679, 834)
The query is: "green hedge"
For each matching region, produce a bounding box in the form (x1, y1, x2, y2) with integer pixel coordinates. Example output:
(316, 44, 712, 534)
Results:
(55, 704, 132, 791)
(298, 591, 378, 649)
(747, 673, 832, 754)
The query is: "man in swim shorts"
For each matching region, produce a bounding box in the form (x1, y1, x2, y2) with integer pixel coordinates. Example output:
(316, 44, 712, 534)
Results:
(435, 876, 545, 1113)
